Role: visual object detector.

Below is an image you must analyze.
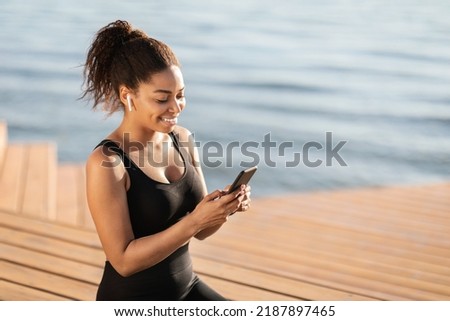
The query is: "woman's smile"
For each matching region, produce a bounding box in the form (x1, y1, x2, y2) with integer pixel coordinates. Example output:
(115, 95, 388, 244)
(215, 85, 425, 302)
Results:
(160, 116, 178, 126)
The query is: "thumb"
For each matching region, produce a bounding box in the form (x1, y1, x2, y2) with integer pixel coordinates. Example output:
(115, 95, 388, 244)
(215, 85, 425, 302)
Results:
(203, 189, 223, 202)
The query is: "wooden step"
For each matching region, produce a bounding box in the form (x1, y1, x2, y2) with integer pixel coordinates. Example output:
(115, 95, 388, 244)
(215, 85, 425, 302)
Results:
(21, 142, 57, 220)
(0, 142, 57, 220)
(2, 137, 450, 303)
(0, 120, 7, 171)
(56, 164, 93, 229)
(1, 243, 102, 285)
(0, 210, 101, 248)
(1, 261, 97, 301)
(197, 274, 298, 301)
(192, 240, 450, 301)
(0, 226, 104, 265)
(0, 123, 91, 229)
(0, 144, 27, 213)
(0, 209, 303, 301)
(0, 280, 69, 301)
(253, 190, 450, 249)
(188, 182, 450, 301)
(0, 208, 102, 301)
(192, 255, 374, 301)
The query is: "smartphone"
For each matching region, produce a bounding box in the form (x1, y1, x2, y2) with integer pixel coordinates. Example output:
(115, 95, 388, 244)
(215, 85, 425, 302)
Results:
(227, 166, 257, 194)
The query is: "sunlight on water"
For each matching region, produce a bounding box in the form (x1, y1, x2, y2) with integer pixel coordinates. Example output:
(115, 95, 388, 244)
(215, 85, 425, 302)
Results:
(0, 0, 449, 195)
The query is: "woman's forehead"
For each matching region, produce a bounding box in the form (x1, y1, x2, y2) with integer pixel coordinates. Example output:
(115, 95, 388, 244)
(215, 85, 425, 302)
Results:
(140, 66, 184, 92)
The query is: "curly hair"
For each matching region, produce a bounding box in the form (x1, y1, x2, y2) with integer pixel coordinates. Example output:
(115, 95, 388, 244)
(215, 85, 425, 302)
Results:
(81, 20, 180, 114)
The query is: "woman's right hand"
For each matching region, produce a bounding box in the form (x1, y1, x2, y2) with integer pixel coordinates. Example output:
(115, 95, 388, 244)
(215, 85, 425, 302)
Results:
(189, 186, 246, 232)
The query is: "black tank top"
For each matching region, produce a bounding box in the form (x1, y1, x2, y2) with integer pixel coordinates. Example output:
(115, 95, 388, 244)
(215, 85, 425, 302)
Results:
(95, 132, 205, 300)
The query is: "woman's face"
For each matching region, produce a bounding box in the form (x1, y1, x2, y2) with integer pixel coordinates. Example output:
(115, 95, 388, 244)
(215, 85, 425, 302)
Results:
(131, 65, 186, 133)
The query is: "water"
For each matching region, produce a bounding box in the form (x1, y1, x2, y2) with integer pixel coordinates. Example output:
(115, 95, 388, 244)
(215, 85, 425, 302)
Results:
(1, 0, 449, 196)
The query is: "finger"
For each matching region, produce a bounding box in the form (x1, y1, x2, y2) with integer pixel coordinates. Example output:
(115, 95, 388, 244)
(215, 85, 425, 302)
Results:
(236, 197, 251, 211)
(223, 195, 239, 213)
(237, 194, 246, 203)
(232, 197, 244, 212)
(203, 190, 222, 202)
(220, 188, 245, 204)
(223, 184, 244, 197)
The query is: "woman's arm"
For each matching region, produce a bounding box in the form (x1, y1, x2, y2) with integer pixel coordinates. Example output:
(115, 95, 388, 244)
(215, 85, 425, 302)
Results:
(86, 146, 242, 277)
(86, 147, 196, 276)
(174, 126, 222, 240)
(174, 126, 250, 240)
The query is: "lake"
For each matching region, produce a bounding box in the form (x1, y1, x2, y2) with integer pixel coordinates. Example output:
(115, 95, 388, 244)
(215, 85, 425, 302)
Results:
(1, 0, 449, 196)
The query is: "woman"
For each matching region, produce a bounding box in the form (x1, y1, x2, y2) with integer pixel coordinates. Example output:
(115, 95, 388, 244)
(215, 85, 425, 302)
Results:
(83, 20, 251, 300)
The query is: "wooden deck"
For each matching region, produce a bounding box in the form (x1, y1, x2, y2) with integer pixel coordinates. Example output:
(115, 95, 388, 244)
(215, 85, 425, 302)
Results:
(1, 120, 450, 301)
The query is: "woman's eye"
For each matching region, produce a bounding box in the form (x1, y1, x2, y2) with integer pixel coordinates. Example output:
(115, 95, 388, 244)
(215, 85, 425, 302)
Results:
(156, 99, 168, 103)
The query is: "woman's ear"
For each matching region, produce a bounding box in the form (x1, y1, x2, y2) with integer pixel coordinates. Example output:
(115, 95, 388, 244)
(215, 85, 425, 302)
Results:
(119, 86, 134, 112)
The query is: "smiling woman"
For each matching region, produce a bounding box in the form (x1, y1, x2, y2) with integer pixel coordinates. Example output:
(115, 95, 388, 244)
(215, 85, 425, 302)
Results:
(81, 20, 252, 301)
(128, 67, 186, 133)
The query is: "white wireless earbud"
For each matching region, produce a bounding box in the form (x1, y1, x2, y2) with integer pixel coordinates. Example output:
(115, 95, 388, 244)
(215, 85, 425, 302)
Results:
(126, 94, 132, 112)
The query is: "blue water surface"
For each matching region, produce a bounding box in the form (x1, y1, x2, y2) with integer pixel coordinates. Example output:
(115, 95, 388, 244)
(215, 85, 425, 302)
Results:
(0, 0, 449, 196)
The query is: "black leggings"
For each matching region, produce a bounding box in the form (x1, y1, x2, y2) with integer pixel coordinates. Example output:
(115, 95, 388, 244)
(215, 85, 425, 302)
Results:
(183, 279, 228, 301)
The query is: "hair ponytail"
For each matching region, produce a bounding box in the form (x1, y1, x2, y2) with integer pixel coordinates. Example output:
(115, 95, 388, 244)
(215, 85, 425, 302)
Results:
(81, 20, 179, 114)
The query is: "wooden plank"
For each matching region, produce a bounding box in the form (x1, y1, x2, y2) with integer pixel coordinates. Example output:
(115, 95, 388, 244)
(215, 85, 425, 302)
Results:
(0, 120, 7, 171)
(192, 256, 374, 301)
(1, 243, 102, 284)
(1, 261, 97, 300)
(192, 240, 450, 301)
(0, 144, 27, 213)
(197, 274, 298, 301)
(253, 196, 450, 249)
(0, 210, 101, 248)
(21, 143, 57, 220)
(0, 226, 104, 266)
(207, 233, 450, 293)
(335, 183, 450, 215)
(219, 213, 450, 276)
(194, 188, 449, 298)
(77, 164, 95, 230)
(269, 183, 450, 218)
(0, 280, 68, 301)
(241, 208, 450, 266)
(304, 186, 450, 229)
(1, 221, 297, 301)
(56, 164, 82, 226)
(56, 163, 94, 230)
(220, 208, 450, 284)
(2, 152, 449, 303)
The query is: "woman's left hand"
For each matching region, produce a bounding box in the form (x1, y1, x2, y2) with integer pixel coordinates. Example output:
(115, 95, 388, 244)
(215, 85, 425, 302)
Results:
(237, 184, 251, 212)
(224, 184, 251, 214)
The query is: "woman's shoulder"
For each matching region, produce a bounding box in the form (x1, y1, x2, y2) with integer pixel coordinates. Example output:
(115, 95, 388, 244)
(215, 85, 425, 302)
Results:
(86, 141, 126, 179)
(172, 125, 194, 142)
(88, 141, 119, 163)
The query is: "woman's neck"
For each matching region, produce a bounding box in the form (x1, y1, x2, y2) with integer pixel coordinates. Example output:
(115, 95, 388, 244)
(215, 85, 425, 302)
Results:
(108, 119, 167, 152)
